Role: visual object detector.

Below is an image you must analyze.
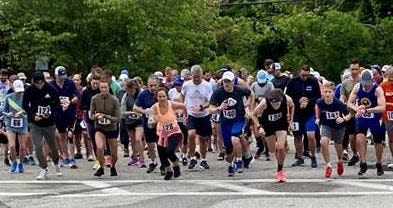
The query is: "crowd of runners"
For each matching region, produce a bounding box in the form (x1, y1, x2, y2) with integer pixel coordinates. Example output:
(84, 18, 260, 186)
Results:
(0, 59, 393, 182)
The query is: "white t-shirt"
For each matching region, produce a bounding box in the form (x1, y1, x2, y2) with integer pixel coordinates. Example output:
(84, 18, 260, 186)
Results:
(168, 88, 182, 101)
(181, 80, 213, 117)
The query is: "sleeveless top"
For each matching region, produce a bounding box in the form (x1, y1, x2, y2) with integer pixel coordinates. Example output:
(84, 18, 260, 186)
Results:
(259, 96, 288, 128)
(356, 83, 381, 121)
(155, 101, 182, 146)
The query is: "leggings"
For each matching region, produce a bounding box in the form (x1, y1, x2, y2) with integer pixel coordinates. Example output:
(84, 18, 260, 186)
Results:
(157, 133, 182, 168)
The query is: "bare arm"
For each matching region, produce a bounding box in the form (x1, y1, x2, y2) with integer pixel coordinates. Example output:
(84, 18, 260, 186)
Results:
(171, 101, 186, 111)
(251, 98, 267, 127)
(367, 87, 386, 113)
(347, 83, 360, 112)
(286, 95, 295, 123)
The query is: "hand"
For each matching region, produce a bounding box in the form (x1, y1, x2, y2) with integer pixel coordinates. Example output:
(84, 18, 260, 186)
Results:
(336, 117, 345, 124)
(95, 113, 103, 120)
(34, 116, 42, 121)
(355, 109, 366, 118)
(6, 112, 13, 117)
(219, 102, 229, 111)
(258, 126, 265, 137)
(144, 108, 150, 115)
(15, 111, 24, 117)
(62, 104, 69, 111)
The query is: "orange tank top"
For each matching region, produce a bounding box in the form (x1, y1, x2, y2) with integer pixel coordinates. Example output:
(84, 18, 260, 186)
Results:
(380, 81, 393, 122)
(156, 101, 182, 145)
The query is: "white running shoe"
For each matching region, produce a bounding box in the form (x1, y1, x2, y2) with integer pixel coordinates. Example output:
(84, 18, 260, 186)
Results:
(387, 163, 393, 169)
(55, 164, 63, 176)
(36, 169, 48, 180)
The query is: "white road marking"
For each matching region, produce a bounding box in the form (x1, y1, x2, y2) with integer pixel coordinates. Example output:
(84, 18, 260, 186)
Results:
(82, 181, 131, 194)
(333, 180, 393, 192)
(192, 181, 271, 193)
(0, 192, 48, 196)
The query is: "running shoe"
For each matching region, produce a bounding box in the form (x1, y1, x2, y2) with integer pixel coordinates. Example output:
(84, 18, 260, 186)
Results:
(199, 161, 210, 170)
(9, 162, 17, 173)
(303, 150, 311, 158)
(348, 156, 359, 166)
(23, 156, 29, 165)
(55, 164, 63, 176)
(123, 149, 129, 158)
(337, 161, 344, 176)
(358, 162, 368, 175)
(87, 155, 94, 162)
(160, 166, 166, 176)
(127, 157, 138, 166)
(236, 160, 244, 173)
(242, 155, 253, 169)
(110, 167, 117, 176)
(18, 163, 24, 173)
(93, 160, 100, 170)
(181, 157, 188, 166)
(376, 163, 384, 176)
(311, 156, 317, 168)
(36, 169, 48, 180)
(195, 151, 201, 160)
(324, 165, 332, 178)
(173, 165, 181, 178)
(28, 156, 36, 165)
(387, 163, 393, 169)
(227, 164, 235, 177)
(69, 158, 77, 169)
(94, 167, 104, 177)
(146, 163, 157, 174)
(138, 158, 146, 168)
(188, 159, 198, 169)
(74, 153, 83, 159)
(217, 152, 225, 161)
(61, 158, 71, 167)
(342, 150, 348, 161)
(164, 170, 173, 180)
(291, 156, 304, 167)
(276, 170, 286, 183)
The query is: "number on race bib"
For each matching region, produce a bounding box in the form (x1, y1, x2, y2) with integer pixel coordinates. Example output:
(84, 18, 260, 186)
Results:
(163, 123, 174, 132)
(222, 109, 236, 119)
(98, 118, 111, 125)
(37, 106, 51, 117)
(0, 100, 4, 109)
(387, 111, 393, 121)
(10, 118, 23, 128)
(325, 111, 340, 120)
(211, 113, 220, 122)
(361, 112, 374, 119)
(268, 113, 282, 122)
(291, 122, 300, 131)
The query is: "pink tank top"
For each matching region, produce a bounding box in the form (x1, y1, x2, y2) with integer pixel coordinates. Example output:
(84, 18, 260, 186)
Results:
(156, 101, 182, 146)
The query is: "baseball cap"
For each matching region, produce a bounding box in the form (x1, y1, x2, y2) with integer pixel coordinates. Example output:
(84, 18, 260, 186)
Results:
(382, 65, 390, 73)
(17, 72, 27, 80)
(54, 66, 67, 78)
(222, 71, 235, 82)
(173, 75, 184, 86)
(119, 73, 129, 81)
(32, 71, 45, 83)
(154, 71, 164, 79)
(270, 63, 281, 70)
(120, 68, 129, 76)
(256, 70, 268, 84)
(360, 69, 373, 86)
(13, 80, 24, 93)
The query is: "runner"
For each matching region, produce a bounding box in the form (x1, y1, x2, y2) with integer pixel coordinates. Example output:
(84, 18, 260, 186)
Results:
(182, 65, 213, 170)
(315, 81, 351, 178)
(286, 65, 321, 168)
(0, 68, 11, 166)
(209, 71, 252, 176)
(380, 65, 393, 168)
(3, 80, 28, 173)
(151, 87, 185, 180)
(22, 71, 62, 180)
(347, 69, 386, 176)
(252, 89, 294, 182)
(90, 76, 121, 177)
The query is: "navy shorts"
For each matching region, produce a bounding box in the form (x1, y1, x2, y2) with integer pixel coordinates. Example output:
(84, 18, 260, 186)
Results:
(187, 115, 212, 137)
(220, 119, 245, 150)
(293, 115, 318, 137)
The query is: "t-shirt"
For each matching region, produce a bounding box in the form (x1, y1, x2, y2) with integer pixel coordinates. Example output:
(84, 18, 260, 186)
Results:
(380, 81, 393, 122)
(182, 80, 212, 117)
(49, 79, 79, 119)
(250, 81, 274, 100)
(317, 98, 348, 129)
(134, 88, 156, 126)
(340, 78, 359, 102)
(210, 86, 251, 123)
(271, 75, 290, 91)
(168, 88, 182, 101)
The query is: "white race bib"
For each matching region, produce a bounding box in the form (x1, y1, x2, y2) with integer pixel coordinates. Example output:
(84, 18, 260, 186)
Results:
(176, 112, 186, 123)
(222, 109, 236, 119)
(162, 122, 174, 132)
(37, 106, 51, 117)
(361, 112, 375, 119)
(268, 113, 283, 122)
(387, 111, 393, 121)
(211, 113, 220, 122)
(10, 118, 23, 128)
(98, 118, 110, 125)
(291, 122, 300, 131)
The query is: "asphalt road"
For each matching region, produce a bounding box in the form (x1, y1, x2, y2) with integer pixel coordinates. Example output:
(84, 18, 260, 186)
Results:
(0, 136, 392, 208)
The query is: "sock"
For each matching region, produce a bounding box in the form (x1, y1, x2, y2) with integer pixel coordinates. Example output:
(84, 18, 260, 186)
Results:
(277, 164, 283, 172)
(192, 156, 196, 160)
(201, 158, 206, 162)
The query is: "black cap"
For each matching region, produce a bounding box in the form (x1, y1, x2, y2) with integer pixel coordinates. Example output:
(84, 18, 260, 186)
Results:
(32, 71, 45, 83)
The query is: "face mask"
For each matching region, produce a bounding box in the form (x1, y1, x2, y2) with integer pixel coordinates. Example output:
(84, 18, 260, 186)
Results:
(257, 82, 267, 87)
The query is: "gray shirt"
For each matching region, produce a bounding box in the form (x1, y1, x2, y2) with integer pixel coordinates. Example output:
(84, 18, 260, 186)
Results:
(250, 81, 274, 99)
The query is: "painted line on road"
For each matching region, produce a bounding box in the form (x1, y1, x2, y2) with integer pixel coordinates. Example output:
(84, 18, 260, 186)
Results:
(191, 181, 271, 193)
(333, 180, 393, 192)
(49, 191, 393, 198)
(0, 192, 47, 196)
(82, 181, 131, 195)
(1, 178, 393, 184)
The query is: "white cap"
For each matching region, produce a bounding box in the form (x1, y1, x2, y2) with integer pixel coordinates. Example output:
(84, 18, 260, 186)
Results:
(54, 66, 67, 78)
(119, 74, 129, 81)
(13, 80, 24, 93)
(222, 71, 235, 82)
(154, 71, 164, 79)
(382, 65, 390, 73)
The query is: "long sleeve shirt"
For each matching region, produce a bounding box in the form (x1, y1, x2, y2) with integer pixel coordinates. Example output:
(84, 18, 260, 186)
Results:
(89, 93, 121, 131)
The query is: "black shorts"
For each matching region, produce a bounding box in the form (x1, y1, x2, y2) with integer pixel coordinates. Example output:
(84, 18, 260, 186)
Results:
(56, 117, 76, 133)
(144, 127, 158, 143)
(187, 115, 212, 137)
(264, 124, 288, 137)
(0, 133, 8, 144)
(96, 129, 119, 139)
(74, 118, 85, 134)
(125, 119, 143, 130)
(345, 117, 356, 135)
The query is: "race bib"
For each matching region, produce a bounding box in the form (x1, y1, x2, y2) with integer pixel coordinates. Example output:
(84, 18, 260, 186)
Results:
(226, 98, 237, 107)
(388, 111, 393, 121)
(211, 113, 220, 122)
(98, 118, 110, 125)
(176, 112, 186, 123)
(0, 100, 4, 109)
(162, 122, 174, 132)
(59, 96, 70, 102)
(223, 109, 236, 119)
(325, 111, 340, 120)
(10, 118, 23, 128)
(291, 122, 300, 131)
(37, 106, 51, 117)
(268, 112, 282, 122)
(80, 120, 87, 129)
(361, 112, 374, 119)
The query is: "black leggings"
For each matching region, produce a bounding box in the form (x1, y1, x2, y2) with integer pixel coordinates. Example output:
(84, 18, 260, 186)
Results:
(158, 133, 182, 168)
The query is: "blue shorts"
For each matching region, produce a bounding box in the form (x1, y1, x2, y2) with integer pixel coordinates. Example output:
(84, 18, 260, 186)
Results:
(187, 115, 212, 137)
(293, 115, 318, 137)
(220, 119, 245, 150)
(356, 119, 385, 144)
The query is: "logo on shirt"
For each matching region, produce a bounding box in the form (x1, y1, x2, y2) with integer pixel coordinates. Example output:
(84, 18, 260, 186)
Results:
(306, 86, 313, 91)
(225, 98, 237, 107)
(359, 98, 372, 108)
(386, 92, 393, 96)
(44, 94, 51, 99)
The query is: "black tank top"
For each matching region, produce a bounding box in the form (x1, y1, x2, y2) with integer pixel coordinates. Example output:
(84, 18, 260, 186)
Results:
(259, 96, 288, 127)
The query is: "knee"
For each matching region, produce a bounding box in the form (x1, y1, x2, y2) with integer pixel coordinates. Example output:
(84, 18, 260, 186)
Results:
(320, 138, 330, 146)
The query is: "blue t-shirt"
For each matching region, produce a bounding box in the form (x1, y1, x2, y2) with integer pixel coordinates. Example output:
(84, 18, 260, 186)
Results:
(316, 97, 348, 129)
(334, 84, 341, 99)
(50, 79, 79, 119)
(134, 89, 156, 126)
(210, 86, 251, 123)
